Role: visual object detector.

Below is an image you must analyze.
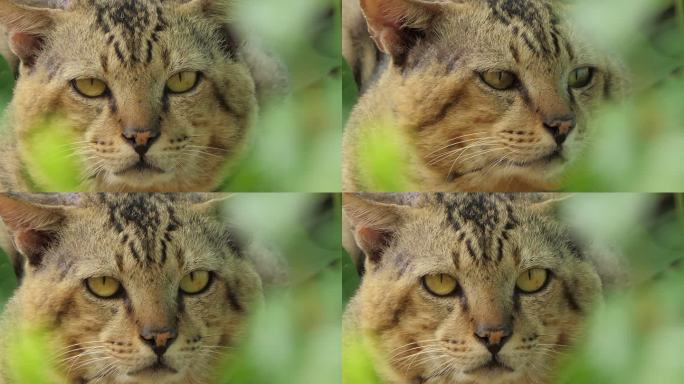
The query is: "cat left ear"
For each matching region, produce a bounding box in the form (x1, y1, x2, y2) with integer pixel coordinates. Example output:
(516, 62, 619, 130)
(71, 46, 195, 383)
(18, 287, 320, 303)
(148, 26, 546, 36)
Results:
(180, 0, 233, 18)
(359, 0, 447, 65)
(343, 193, 413, 272)
(0, 0, 64, 68)
(527, 193, 573, 213)
(187, 193, 232, 214)
(0, 194, 68, 278)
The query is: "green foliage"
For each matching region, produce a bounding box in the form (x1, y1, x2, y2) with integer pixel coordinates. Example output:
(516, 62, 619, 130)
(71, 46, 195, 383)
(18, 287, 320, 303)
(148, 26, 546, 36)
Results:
(342, 333, 383, 384)
(21, 115, 83, 191)
(561, 0, 684, 191)
(0, 55, 13, 114)
(357, 120, 413, 191)
(5, 327, 66, 384)
(220, 0, 341, 191)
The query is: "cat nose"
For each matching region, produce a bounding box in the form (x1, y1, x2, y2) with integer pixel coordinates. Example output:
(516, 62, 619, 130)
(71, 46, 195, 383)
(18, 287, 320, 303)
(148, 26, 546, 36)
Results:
(543, 116, 575, 146)
(140, 326, 177, 357)
(474, 323, 512, 355)
(122, 127, 160, 156)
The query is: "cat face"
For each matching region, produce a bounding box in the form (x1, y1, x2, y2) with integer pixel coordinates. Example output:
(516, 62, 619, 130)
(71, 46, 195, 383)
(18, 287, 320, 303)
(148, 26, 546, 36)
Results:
(0, 193, 262, 383)
(2, 0, 256, 191)
(359, 0, 623, 188)
(344, 193, 602, 384)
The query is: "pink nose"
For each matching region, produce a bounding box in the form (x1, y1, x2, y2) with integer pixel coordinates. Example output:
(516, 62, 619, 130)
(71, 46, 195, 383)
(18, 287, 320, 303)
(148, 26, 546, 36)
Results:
(543, 116, 576, 145)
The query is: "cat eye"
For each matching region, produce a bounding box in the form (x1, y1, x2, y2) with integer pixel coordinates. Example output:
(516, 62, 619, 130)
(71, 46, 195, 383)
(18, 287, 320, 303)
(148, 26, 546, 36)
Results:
(516, 268, 549, 294)
(568, 67, 594, 89)
(179, 270, 212, 295)
(72, 78, 108, 98)
(422, 274, 460, 297)
(480, 70, 517, 90)
(166, 71, 200, 94)
(86, 276, 122, 298)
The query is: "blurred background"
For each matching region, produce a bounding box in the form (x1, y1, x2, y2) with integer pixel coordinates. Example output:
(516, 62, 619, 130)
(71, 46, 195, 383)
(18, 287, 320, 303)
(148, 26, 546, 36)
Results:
(342, 193, 684, 384)
(221, 0, 341, 192)
(343, 0, 684, 191)
(0, 193, 342, 384)
(0, 0, 341, 192)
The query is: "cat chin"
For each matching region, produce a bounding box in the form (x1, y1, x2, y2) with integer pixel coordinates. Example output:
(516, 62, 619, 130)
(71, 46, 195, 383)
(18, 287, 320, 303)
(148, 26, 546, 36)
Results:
(112, 367, 185, 384)
(101, 168, 177, 191)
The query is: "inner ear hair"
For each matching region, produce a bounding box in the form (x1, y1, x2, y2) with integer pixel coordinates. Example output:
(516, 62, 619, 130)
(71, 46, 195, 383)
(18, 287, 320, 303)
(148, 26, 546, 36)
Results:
(0, 0, 59, 68)
(0, 194, 67, 274)
(359, 0, 445, 64)
(343, 193, 410, 270)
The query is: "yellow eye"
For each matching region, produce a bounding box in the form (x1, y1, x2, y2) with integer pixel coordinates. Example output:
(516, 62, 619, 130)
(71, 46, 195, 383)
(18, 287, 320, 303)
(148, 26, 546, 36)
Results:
(480, 71, 517, 90)
(568, 67, 594, 88)
(180, 271, 211, 294)
(86, 276, 121, 298)
(422, 274, 460, 297)
(516, 268, 549, 293)
(72, 78, 108, 97)
(166, 71, 199, 93)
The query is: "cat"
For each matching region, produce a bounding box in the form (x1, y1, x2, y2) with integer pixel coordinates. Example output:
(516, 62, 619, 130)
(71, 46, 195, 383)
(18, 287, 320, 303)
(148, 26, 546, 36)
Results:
(342, 0, 626, 192)
(343, 192, 618, 384)
(0, 0, 286, 192)
(0, 193, 264, 384)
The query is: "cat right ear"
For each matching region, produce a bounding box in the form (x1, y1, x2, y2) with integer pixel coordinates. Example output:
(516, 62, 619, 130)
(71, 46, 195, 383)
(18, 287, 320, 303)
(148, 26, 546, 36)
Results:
(0, 0, 63, 68)
(359, 0, 445, 64)
(0, 194, 67, 278)
(343, 193, 411, 271)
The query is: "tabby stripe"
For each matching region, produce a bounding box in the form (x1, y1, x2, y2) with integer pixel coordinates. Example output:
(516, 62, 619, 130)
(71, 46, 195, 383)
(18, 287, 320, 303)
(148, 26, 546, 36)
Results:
(510, 44, 520, 63)
(145, 39, 154, 64)
(562, 281, 581, 313)
(211, 81, 241, 118)
(128, 242, 140, 262)
(113, 42, 125, 63)
(226, 283, 243, 312)
(418, 88, 464, 129)
(115, 252, 124, 271)
(465, 239, 476, 260)
(603, 72, 613, 100)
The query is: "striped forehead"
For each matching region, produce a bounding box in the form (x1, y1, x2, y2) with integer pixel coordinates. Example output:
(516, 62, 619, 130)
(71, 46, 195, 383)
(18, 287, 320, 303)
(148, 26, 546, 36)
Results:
(99, 194, 181, 267)
(90, 0, 166, 67)
(486, 0, 572, 60)
(437, 194, 520, 265)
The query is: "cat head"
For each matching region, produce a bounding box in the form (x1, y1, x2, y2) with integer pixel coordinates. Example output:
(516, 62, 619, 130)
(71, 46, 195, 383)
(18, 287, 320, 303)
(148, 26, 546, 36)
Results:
(0, 193, 262, 383)
(359, 0, 625, 187)
(344, 193, 602, 384)
(0, 0, 257, 191)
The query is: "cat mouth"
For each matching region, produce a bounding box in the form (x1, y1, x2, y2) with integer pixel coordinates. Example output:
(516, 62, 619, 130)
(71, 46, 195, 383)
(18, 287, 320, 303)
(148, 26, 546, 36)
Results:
(464, 358, 514, 375)
(114, 158, 166, 176)
(128, 361, 178, 376)
(503, 148, 566, 168)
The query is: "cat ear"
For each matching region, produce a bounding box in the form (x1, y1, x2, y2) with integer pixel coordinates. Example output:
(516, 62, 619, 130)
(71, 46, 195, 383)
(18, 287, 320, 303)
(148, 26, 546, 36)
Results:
(527, 193, 573, 213)
(343, 193, 412, 269)
(186, 193, 232, 214)
(0, 194, 68, 277)
(180, 0, 233, 17)
(0, 0, 64, 68)
(359, 0, 446, 64)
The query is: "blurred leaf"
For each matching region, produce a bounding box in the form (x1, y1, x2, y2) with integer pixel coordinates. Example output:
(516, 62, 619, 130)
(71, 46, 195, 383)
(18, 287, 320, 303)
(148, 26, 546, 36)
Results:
(21, 115, 82, 191)
(0, 55, 14, 114)
(6, 327, 67, 384)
